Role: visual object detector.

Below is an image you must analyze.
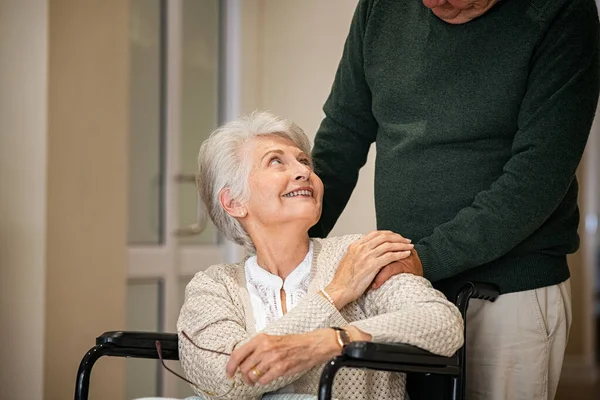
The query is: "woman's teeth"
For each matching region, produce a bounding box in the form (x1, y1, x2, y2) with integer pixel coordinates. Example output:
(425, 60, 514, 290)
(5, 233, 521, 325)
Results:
(283, 190, 312, 197)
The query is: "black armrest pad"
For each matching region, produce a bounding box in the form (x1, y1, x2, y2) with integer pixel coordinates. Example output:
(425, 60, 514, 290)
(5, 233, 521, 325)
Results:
(97, 331, 179, 351)
(343, 341, 458, 367)
(470, 282, 500, 301)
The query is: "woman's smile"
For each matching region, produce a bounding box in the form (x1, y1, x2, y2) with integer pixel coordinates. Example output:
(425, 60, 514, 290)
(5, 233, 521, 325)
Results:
(282, 187, 314, 198)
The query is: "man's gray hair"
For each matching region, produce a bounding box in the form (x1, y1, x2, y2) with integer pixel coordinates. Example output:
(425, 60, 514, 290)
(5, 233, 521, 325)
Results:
(197, 110, 312, 251)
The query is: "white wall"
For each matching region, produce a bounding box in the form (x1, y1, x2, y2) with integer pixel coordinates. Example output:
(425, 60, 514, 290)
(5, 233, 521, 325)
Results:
(0, 1, 48, 399)
(244, 0, 377, 236)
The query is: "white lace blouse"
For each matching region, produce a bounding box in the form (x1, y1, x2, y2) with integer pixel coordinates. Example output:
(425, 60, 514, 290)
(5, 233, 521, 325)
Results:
(244, 242, 314, 332)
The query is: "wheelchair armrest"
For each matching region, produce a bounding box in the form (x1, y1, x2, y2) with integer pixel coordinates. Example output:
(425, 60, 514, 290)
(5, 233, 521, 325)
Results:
(343, 341, 458, 367)
(318, 342, 460, 399)
(467, 282, 500, 302)
(76, 332, 179, 400)
(455, 281, 500, 321)
(97, 331, 179, 352)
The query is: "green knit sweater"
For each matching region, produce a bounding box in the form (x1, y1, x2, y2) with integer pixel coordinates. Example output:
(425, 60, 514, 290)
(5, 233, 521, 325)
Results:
(310, 0, 599, 298)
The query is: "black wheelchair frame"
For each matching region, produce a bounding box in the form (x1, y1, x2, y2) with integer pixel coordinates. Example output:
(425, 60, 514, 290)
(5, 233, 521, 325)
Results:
(75, 281, 499, 400)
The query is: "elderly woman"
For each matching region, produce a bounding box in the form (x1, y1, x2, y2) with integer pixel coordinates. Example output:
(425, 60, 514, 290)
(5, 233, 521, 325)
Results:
(177, 111, 463, 400)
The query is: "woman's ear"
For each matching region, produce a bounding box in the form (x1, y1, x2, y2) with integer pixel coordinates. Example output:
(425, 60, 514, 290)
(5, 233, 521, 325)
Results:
(219, 188, 247, 218)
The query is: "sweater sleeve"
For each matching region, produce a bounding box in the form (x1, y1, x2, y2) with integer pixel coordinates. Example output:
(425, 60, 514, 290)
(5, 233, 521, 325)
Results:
(351, 274, 464, 357)
(176, 268, 347, 399)
(415, 0, 599, 281)
(260, 292, 348, 335)
(309, 0, 378, 238)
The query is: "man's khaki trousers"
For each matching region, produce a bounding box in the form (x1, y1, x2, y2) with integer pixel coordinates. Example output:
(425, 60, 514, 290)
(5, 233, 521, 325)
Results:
(466, 279, 572, 400)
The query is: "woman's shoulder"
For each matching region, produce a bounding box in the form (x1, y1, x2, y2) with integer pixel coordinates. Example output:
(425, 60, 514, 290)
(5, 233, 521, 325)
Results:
(178, 262, 249, 334)
(311, 234, 363, 267)
(186, 261, 245, 293)
(312, 234, 363, 250)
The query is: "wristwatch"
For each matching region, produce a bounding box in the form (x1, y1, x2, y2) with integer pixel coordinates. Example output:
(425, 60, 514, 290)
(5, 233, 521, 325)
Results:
(331, 327, 351, 350)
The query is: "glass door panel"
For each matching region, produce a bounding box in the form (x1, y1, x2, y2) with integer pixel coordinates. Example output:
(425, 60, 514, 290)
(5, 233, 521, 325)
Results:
(177, 0, 220, 246)
(127, 0, 227, 397)
(128, 0, 163, 245)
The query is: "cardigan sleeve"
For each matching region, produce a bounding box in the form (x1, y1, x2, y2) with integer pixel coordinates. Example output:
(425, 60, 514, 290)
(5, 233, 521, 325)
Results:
(176, 267, 347, 399)
(260, 292, 348, 335)
(178, 269, 293, 399)
(351, 274, 464, 357)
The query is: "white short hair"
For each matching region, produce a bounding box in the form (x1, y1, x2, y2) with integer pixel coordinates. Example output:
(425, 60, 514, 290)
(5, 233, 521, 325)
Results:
(197, 110, 312, 251)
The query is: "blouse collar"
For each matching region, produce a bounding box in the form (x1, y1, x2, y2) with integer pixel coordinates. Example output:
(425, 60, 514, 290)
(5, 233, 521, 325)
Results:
(245, 241, 314, 293)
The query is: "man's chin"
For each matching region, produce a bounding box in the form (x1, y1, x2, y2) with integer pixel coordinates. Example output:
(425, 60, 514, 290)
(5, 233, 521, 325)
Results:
(432, 8, 472, 24)
(432, 2, 498, 25)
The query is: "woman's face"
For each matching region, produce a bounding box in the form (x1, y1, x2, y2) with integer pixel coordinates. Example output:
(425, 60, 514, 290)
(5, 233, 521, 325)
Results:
(243, 134, 323, 231)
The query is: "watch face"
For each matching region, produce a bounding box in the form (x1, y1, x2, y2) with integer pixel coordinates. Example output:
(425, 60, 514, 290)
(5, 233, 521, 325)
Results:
(332, 327, 351, 347)
(339, 329, 351, 346)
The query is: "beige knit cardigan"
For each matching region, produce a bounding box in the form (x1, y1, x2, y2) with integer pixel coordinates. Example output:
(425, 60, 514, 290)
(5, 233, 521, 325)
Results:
(177, 235, 464, 400)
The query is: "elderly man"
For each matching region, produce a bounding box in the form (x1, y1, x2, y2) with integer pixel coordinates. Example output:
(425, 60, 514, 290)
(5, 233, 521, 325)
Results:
(309, 0, 599, 399)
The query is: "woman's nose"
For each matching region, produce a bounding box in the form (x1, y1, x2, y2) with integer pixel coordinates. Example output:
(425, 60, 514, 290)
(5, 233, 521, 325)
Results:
(294, 164, 310, 181)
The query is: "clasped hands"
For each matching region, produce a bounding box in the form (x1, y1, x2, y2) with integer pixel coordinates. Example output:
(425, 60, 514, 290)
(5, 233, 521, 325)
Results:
(226, 230, 422, 386)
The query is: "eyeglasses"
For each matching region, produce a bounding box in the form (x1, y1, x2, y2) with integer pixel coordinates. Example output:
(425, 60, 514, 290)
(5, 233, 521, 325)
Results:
(155, 330, 241, 398)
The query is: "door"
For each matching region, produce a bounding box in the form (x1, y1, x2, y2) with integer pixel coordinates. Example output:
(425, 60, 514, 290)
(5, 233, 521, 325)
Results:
(125, 0, 241, 398)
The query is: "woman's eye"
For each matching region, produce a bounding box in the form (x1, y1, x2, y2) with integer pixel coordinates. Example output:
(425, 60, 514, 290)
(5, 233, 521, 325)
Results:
(269, 158, 282, 166)
(300, 159, 311, 166)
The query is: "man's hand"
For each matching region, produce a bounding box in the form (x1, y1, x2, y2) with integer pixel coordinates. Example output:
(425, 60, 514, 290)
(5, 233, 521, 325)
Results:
(371, 249, 423, 289)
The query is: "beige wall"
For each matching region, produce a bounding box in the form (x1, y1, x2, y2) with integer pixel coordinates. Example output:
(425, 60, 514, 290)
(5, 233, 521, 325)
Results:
(563, 106, 600, 374)
(0, 1, 129, 399)
(45, 1, 129, 399)
(566, 233, 594, 362)
(0, 1, 48, 399)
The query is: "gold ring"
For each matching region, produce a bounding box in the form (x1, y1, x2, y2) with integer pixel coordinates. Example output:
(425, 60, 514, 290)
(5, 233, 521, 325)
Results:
(251, 366, 262, 377)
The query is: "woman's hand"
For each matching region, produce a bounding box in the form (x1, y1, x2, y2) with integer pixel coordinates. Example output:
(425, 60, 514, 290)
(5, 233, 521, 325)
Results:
(226, 330, 340, 386)
(325, 231, 413, 309)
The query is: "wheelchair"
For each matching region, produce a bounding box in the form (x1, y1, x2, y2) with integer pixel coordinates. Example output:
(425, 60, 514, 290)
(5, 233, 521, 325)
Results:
(75, 281, 499, 400)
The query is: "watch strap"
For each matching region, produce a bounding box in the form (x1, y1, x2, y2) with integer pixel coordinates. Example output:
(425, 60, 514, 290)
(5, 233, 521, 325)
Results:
(331, 326, 351, 350)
